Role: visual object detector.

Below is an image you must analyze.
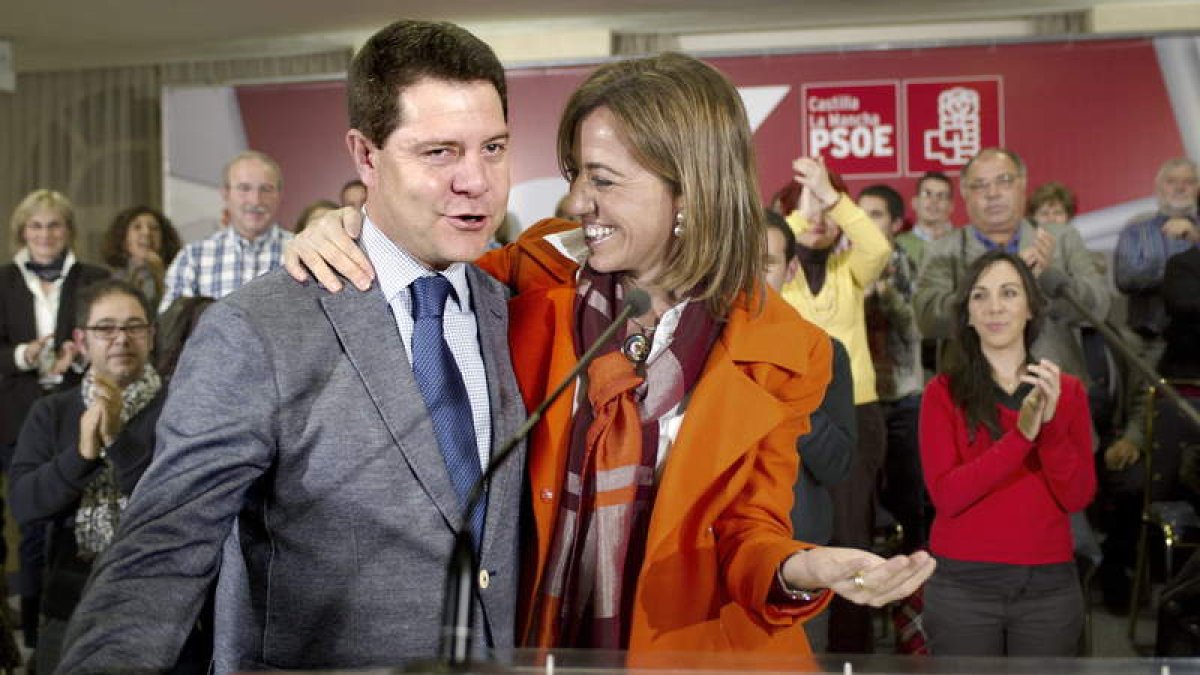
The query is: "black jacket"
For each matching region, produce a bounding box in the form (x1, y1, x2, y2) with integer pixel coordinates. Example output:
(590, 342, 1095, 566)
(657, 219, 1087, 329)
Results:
(0, 261, 109, 449)
(9, 386, 164, 621)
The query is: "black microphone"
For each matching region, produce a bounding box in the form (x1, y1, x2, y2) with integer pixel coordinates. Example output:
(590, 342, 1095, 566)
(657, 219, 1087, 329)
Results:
(1038, 267, 1200, 434)
(437, 288, 651, 668)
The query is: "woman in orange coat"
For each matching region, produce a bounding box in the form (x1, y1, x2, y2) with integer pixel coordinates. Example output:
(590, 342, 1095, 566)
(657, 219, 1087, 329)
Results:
(287, 53, 933, 654)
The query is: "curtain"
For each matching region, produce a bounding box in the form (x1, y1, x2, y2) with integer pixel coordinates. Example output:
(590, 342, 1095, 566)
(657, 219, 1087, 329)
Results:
(611, 33, 679, 57)
(0, 49, 350, 263)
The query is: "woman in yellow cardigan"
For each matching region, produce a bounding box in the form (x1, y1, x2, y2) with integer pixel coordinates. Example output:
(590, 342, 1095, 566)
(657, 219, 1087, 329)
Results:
(772, 162, 892, 653)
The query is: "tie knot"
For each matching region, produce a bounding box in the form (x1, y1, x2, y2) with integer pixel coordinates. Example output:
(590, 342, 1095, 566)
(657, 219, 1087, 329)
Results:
(411, 274, 453, 319)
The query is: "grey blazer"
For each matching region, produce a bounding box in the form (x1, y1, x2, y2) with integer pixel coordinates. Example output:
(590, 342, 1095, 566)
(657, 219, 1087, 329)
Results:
(57, 266, 526, 673)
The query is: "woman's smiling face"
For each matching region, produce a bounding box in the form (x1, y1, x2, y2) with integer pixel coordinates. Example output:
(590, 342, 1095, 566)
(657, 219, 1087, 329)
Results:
(565, 107, 679, 288)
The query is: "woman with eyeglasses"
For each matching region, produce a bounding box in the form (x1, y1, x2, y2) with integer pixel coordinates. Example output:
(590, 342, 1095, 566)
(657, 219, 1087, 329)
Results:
(1, 189, 109, 650)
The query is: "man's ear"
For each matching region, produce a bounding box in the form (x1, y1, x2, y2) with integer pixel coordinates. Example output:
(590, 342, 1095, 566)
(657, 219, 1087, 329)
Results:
(346, 130, 378, 188)
(891, 218, 905, 236)
(72, 328, 87, 353)
(784, 258, 800, 284)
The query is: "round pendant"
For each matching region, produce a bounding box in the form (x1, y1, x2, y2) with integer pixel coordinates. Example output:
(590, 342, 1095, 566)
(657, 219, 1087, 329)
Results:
(622, 333, 651, 364)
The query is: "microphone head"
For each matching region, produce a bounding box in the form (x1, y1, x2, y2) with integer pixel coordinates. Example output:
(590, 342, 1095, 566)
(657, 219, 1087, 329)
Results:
(624, 288, 651, 316)
(1038, 267, 1070, 299)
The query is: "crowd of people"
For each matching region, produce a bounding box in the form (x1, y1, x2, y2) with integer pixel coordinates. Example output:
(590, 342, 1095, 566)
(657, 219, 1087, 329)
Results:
(0, 16, 1197, 673)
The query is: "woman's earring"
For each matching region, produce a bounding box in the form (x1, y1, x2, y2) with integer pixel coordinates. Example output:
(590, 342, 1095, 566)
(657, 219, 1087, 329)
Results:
(673, 211, 685, 237)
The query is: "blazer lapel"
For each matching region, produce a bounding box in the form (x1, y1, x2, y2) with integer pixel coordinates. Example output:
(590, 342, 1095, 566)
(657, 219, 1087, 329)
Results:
(319, 284, 463, 532)
(466, 265, 526, 560)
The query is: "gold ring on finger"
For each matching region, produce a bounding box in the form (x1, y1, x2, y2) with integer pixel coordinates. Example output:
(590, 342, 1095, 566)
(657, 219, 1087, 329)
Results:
(853, 570, 867, 590)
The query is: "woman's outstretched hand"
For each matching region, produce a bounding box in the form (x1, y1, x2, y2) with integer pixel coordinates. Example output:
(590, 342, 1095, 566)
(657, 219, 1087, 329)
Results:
(783, 546, 936, 608)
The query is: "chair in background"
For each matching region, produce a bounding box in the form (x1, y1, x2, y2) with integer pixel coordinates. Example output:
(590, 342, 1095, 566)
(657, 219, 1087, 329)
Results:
(1128, 381, 1200, 644)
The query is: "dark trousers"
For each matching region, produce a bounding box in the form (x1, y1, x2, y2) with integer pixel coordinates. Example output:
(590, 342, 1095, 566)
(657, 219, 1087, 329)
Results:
(924, 557, 1083, 656)
(827, 402, 886, 653)
(880, 394, 928, 553)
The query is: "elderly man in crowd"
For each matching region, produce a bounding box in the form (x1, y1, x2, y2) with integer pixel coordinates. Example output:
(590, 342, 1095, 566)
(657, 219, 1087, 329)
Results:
(914, 147, 1109, 382)
(1109, 157, 1199, 458)
(1105, 158, 1199, 475)
(158, 150, 293, 312)
(1101, 157, 1199, 610)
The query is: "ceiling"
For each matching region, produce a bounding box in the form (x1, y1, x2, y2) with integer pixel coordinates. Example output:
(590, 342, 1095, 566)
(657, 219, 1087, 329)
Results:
(1, 0, 1165, 72)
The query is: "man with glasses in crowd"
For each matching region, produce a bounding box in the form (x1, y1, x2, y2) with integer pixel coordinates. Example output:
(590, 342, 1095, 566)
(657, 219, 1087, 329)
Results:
(914, 147, 1109, 382)
(9, 280, 164, 674)
(896, 171, 955, 267)
(158, 150, 293, 312)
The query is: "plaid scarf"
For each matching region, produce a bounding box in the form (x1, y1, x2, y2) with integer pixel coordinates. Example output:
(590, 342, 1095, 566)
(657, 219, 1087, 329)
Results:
(74, 363, 161, 559)
(531, 269, 719, 648)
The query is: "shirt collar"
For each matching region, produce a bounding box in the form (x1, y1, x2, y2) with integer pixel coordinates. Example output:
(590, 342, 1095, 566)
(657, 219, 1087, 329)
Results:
(971, 224, 1022, 254)
(359, 216, 471, 311)
(221, 224, 281, 250)
(14, 247, 76, 285)
(912, 223, 938, 242)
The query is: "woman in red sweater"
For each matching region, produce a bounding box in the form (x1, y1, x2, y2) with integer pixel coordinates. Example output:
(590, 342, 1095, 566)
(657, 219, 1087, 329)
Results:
(919, 249, 1095, 656)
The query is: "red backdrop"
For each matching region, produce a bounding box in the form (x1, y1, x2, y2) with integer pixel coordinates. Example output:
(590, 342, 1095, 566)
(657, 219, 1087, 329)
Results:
(233, 38, 1183, 230)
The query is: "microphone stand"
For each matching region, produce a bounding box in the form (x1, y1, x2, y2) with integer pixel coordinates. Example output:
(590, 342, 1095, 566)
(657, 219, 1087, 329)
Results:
(437, 289, 650, 669)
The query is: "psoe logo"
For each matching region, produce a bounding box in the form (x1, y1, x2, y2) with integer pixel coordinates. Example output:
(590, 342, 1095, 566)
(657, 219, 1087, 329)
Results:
(904, 76, 1002, 175)
(924, 87, 980, 166)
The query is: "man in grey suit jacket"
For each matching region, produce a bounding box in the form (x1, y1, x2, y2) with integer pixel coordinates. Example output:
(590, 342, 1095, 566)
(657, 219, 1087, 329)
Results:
(58, 20, 525, 672)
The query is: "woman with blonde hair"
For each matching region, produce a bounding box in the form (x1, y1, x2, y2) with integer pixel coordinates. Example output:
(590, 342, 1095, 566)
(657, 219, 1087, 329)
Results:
(1, 189, 108, 649)
(287, 52, 933, 654)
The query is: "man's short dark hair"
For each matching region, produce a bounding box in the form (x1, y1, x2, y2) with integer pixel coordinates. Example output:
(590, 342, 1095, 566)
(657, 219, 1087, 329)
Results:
(763, 209, 797, 262)
(76, 279, 152, 329)
(859, 184, 905, 224)
(915, 171, 953, 195)
(348, 20, 508, 147)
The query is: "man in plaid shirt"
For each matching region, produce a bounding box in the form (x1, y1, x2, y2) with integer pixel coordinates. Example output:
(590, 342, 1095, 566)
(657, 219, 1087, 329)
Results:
(158, 150, 294, 313)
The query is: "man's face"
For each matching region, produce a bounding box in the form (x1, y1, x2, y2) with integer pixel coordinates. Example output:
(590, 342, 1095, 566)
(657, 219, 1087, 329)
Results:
(963, 153, 1026, 239)
(763, 227, 797, 293)
(351, 78, 509, 269)
(1033, 200, 1070, 228)
(912, 178, 953, 227)
(222, 158, 282, 240)
(859, 194, 900, 239)
(1157, 164, 1199, 214)
(75, 292, 153, 389)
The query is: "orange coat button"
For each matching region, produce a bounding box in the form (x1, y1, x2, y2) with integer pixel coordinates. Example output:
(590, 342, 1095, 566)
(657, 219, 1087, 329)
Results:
(540, 488, 554, 501)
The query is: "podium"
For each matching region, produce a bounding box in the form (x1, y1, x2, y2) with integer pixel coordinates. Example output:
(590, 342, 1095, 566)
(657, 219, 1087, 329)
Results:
(254, 649, 1200, 674)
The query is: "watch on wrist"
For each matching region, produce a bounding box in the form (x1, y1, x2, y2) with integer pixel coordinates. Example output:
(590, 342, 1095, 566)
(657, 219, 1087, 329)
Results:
(776, 563, 824, 602)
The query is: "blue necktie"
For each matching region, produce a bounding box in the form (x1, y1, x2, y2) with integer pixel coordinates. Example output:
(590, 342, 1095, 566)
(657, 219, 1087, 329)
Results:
(410, 275, 485, 550)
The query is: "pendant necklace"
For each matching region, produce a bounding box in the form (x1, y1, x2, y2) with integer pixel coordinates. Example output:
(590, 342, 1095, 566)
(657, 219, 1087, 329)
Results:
(622, 314, 657, 364)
